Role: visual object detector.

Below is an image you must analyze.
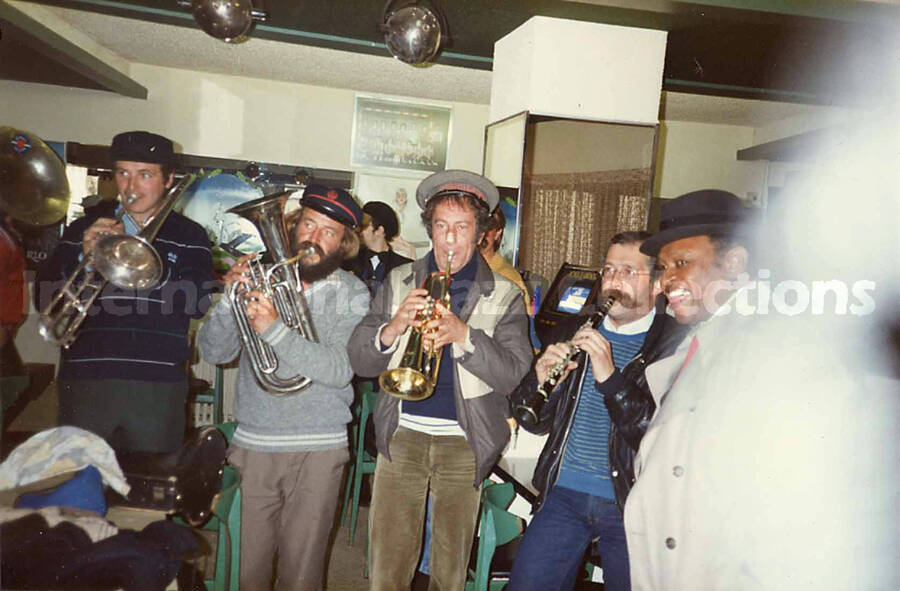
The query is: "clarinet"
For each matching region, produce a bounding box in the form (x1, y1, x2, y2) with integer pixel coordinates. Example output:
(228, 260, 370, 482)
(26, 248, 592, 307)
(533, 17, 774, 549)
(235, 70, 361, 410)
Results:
(513, 295, 616, 428)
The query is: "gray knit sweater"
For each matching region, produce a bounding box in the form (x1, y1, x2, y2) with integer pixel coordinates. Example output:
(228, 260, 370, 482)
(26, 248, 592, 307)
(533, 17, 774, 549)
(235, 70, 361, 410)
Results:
(198, 269, 369, 452)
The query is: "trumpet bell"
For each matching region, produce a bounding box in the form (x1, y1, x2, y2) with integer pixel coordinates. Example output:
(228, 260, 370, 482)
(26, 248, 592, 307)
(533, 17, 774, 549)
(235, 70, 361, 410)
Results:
(93, 234, 162, 290)
(379, 367, 434, 402)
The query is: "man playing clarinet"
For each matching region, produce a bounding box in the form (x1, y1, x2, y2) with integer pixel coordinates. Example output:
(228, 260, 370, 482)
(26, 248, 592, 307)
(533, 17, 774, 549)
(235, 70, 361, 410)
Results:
(508, 231, 687, 591)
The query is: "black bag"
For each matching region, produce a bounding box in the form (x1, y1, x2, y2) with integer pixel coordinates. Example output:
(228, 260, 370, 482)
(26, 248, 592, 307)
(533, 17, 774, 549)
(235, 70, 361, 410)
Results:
(110, 425, 228, 526)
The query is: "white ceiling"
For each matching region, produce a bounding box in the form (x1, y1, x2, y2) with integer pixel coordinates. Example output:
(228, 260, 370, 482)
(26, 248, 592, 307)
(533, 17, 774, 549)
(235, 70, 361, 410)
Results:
(46, 5, 846, 129)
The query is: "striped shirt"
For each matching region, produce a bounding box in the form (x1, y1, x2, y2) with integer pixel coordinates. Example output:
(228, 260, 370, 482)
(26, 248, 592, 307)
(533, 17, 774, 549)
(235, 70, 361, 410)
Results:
(34, 200, 214, 382)
(555, 310, 653, 499)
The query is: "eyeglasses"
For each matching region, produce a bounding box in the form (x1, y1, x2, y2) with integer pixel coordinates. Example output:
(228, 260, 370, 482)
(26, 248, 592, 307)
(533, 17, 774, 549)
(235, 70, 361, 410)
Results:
(601, 265, 651, 280)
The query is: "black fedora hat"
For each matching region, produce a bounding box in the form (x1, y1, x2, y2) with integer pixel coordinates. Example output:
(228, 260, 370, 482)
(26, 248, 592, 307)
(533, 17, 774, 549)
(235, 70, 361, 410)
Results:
(640, 189, 752, 256)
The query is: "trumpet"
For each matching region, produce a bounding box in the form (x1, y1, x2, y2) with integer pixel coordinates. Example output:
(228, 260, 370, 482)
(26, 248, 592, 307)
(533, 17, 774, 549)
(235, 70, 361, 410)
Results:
(513, 295, 616, 427)
(227, 192, 318, 395)
(379, 250, 454, 401)
(39, 175, 196, 348)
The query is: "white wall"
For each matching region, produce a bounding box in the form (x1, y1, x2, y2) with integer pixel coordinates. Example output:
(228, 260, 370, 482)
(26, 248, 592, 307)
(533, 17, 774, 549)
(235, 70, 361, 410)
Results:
(0, 63, 490, 174)
(2, 64, 490, 368)
(654, 120, 767, 201)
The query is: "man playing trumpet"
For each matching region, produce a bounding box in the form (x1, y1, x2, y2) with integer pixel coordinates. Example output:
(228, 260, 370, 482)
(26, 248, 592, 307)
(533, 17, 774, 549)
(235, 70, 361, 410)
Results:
(348, 170, 532, 591)
(198, 185, 368, 591)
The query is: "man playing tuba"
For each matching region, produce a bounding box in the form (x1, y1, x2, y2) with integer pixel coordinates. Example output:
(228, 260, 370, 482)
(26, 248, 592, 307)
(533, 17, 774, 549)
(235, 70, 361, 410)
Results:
(348, 170, 532, 590)
(198, 184, 368, 591)
(34, 131, 214, 454)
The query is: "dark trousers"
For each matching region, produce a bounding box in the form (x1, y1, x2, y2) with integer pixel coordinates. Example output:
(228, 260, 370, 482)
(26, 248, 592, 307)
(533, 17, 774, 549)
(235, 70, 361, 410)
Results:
(508, 486, 631, 591)
(57, 378, 187, 453)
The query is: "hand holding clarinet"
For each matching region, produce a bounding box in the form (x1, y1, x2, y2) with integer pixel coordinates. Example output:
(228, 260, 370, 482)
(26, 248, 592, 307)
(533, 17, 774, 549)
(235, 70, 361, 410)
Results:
(514, 296, 616, 427)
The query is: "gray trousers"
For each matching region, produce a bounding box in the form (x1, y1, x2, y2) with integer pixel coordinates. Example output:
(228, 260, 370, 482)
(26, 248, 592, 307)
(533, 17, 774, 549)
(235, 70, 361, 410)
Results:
(369, 427, 481, 591)
(227, 445, 349, 591)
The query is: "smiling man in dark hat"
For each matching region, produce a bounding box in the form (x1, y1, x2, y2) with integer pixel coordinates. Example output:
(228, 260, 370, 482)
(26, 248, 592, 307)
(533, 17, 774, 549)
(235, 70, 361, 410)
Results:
(35, 130, 214, 454)
(199, 183, 368, 591)
(617, 188, 767, 589)
(640, 188, 755, 325)
(348, 169, 533, 590)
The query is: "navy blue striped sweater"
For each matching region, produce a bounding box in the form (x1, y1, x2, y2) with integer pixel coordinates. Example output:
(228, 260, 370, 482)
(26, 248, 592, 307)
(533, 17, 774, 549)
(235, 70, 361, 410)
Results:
(34, 200, 215, 382)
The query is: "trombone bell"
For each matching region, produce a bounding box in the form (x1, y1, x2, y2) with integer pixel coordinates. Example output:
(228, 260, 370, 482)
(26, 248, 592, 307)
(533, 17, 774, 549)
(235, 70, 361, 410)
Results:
(93, 234, 162, 290)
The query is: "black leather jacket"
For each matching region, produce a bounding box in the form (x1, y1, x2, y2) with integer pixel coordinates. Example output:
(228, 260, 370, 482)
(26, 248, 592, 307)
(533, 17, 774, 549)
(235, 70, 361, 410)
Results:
(509, 307, 687, 512)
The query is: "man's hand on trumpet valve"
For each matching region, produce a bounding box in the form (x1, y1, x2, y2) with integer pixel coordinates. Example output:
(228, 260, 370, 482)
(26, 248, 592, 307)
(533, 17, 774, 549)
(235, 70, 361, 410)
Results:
(534, 343, 579, 385)
(380, 287, 428, 348)
(82, 218, 123, 257)
(424, 301, 468, 349)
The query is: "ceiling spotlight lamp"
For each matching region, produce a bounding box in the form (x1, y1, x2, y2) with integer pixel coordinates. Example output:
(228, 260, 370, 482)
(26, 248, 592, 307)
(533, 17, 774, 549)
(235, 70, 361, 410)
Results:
(380, 0, 448, 66)
(177, 0, 267, 43)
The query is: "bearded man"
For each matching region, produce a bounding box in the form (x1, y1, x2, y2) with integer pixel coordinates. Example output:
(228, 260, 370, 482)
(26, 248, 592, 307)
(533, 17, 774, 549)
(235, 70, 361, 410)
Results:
(508, 231, 687, 591)
(198, 184, 368, 591)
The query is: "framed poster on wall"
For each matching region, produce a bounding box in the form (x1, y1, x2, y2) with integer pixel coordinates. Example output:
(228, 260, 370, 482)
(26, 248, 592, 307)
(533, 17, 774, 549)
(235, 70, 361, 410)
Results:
(351, 96, 452, 173)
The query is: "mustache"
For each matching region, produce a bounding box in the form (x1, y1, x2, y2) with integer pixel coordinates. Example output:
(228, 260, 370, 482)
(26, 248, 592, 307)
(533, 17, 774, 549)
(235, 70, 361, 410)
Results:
(602, 288, 631, 304)
(296, 241, 325, 259)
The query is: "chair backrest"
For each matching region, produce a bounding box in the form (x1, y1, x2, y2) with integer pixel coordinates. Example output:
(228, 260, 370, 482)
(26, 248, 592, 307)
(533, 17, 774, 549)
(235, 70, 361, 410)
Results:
(215, 421, 237, 443)
(482, 481, 522, 547)
(356, 383, 378, 459)
(470, 481, 524, 591)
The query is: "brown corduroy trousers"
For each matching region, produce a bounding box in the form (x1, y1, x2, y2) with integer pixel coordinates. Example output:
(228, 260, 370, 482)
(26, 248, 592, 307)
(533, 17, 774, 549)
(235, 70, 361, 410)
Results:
(368, 427, 481, 591)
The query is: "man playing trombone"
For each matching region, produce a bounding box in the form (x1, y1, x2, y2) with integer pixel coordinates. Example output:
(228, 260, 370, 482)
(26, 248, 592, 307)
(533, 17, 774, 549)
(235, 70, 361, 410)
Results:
(198, 185, 368, 591)
(34, 131, 214, 454)
(348, 170, 532, 591)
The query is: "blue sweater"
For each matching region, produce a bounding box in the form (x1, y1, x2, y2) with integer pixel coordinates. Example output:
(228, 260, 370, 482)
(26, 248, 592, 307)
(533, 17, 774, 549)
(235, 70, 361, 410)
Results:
(34, 200, 215, 382)
(556, 326, 647, 499)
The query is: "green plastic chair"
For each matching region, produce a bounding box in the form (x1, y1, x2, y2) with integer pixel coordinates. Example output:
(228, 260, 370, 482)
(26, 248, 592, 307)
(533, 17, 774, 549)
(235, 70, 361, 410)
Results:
(465, 481, 524, 591)
(340, 380, 378, 545)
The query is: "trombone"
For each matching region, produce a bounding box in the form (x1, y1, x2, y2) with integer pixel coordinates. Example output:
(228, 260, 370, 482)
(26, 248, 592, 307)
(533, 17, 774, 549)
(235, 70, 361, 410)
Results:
(38, 174, 197, 348)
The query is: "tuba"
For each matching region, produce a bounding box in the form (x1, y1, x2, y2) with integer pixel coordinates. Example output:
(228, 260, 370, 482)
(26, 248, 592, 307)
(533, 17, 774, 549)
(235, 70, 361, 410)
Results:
(227, 192, 317, 396)
(379, 251, 453, 402)
(39, 175, 196, 348)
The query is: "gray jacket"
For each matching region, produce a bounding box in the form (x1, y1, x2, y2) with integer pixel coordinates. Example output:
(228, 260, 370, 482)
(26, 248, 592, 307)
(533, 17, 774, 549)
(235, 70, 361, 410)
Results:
(198, 269, 369, 452)
(348, 254, 533, 484)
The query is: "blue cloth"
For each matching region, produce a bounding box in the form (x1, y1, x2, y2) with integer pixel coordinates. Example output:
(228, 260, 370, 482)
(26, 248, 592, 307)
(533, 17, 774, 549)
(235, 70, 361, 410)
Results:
(402, 251, 478, 421)
(508, 485, 631, 591)
(15, 465, 107, 516)
(556, 329, 646, 499)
